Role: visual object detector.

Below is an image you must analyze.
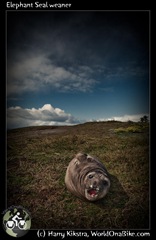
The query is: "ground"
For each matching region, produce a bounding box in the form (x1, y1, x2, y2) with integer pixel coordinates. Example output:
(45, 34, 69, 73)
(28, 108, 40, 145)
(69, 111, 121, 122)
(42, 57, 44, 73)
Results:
(7, 121, 149, 229)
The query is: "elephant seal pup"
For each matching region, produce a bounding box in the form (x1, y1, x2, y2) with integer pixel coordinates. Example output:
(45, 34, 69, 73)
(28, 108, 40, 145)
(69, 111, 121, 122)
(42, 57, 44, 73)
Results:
(65, 153, 110, 201)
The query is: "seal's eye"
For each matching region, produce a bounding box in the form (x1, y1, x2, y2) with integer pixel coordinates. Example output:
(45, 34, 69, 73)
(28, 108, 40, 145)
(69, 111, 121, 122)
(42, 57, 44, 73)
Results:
(88, 174, 93, 179)
(103, 180, 108, 185)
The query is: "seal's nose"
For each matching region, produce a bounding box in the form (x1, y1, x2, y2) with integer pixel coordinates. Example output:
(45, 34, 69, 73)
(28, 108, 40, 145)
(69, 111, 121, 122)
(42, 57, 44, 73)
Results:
(93, 180, 97, 187)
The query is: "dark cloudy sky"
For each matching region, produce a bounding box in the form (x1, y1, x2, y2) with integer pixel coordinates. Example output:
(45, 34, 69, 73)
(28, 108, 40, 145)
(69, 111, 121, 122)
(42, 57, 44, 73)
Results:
(7, 11, 150, 129)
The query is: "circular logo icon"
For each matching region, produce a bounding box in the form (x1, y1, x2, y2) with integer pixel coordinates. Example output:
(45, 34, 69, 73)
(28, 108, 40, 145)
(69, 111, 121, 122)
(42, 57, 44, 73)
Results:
(2, 206, 31, 237)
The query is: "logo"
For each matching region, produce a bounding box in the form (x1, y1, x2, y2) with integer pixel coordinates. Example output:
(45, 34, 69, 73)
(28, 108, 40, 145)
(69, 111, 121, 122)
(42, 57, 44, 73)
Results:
(2, 205, 31, 237)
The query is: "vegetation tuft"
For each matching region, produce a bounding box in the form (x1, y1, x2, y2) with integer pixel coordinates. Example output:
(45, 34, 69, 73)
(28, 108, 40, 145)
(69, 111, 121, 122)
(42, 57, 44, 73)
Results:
(7, 121, 149, 229)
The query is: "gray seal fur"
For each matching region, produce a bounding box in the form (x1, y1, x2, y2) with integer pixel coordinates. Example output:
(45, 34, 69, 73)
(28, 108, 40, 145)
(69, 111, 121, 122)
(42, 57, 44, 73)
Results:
(65, 153, 110, 201)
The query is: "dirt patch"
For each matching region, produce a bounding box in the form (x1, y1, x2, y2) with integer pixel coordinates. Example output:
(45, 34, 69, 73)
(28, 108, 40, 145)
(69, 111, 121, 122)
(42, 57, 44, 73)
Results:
(12, 127, 68, 138)
(38, 128, 67, 135)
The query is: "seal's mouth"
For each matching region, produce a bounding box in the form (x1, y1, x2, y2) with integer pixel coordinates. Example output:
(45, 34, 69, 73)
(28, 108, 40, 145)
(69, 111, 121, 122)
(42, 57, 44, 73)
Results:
(87, 187, 99, 197)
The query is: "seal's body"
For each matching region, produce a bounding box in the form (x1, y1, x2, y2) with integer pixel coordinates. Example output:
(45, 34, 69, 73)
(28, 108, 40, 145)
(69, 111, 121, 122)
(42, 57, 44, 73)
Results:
(65, 153, 110, 201)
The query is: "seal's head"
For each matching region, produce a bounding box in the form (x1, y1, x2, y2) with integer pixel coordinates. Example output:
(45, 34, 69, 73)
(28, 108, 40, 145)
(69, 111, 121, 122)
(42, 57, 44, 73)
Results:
(65, 153, 111, 202)
(84, 170, 110, 201)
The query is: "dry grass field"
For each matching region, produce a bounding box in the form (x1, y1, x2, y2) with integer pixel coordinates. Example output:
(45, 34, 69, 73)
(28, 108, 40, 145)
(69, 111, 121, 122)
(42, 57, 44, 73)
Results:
(7, 121, 150, 229)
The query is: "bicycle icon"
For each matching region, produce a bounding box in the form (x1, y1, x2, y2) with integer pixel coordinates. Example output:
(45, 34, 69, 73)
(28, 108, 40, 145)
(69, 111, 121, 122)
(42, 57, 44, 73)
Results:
(6, 212, 27, 230)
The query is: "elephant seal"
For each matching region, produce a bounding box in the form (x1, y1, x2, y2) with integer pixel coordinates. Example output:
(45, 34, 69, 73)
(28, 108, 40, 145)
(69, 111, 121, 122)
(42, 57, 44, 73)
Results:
(65, 153, 110, 201)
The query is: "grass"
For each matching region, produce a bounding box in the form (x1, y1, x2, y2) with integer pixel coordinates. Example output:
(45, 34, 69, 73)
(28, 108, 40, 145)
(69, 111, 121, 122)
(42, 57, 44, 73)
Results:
(7, 121, 150, 229)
